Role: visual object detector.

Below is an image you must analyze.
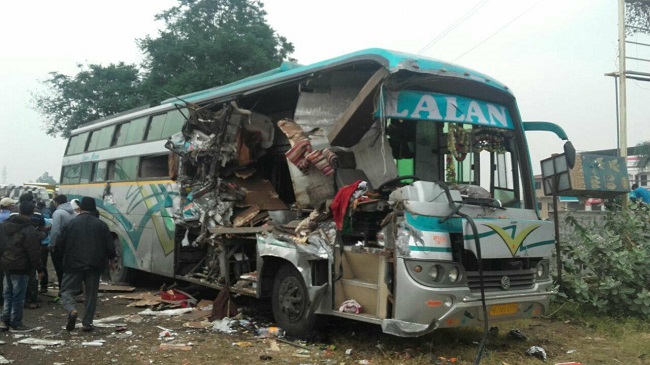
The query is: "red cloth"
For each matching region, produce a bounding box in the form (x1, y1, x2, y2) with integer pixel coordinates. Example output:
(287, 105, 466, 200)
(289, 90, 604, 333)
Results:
(330, 180, 362, 230)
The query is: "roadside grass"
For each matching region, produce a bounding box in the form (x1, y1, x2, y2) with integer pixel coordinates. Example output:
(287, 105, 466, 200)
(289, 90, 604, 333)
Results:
(314, 301, 649, 365)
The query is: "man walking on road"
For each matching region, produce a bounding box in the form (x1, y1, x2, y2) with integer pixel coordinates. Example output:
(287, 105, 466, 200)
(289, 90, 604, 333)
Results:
(0, 201, 45, 332)
(57, 197, 115, 332)
(49, 195, 76, 301)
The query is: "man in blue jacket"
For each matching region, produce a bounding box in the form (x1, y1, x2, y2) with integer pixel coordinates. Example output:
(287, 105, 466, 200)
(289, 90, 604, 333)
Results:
(630, 184, 650, 204)
(57, 197, 116, 332)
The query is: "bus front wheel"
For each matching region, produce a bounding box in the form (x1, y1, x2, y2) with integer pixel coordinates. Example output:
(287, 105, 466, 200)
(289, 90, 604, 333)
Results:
(272, 264, 314, 338)
(110, 236, 133, 284)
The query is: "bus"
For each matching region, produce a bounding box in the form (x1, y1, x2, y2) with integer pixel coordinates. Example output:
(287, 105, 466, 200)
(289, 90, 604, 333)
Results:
(60, 48, 573, 337)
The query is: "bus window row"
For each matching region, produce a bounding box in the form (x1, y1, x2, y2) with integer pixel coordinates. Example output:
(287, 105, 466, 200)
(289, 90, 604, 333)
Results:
(60, 154, 176, 184)
(65, 108, 186, 156)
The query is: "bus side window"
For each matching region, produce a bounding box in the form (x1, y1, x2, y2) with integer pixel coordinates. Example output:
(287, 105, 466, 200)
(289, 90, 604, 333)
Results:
(91, 161, 107, 182)
(145, 114, 167, 141)
(64, 135, 77, 155)
(112, 122, 131, 147)
(80, 163, 93, 184)
(107, 157, 138, 181)
(61, 165, 81, 184)
(86, 130, 100, 152)
(162, 108, 187, 138)
(125, 117, 148, 145)
(96, 126, 115, 150)
(140, 155, 170, 178)
(67, 132, 89, 155)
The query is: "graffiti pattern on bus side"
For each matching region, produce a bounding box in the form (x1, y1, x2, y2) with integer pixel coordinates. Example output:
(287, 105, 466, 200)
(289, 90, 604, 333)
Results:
(69, 182, 177, 257)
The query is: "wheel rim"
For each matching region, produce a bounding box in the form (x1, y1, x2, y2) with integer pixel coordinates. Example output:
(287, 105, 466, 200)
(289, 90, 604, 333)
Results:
(278, 276, 307, 322)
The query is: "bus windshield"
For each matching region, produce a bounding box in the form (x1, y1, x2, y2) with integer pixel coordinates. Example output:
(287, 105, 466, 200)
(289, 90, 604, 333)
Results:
(389, 120, 521, 207)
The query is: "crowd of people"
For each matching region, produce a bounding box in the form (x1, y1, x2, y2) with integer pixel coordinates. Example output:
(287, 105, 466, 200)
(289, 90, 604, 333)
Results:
(0, 194, 116, 333)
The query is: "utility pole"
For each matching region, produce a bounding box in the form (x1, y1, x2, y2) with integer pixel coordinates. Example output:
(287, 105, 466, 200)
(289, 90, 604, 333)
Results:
(618, 0, 627, 160)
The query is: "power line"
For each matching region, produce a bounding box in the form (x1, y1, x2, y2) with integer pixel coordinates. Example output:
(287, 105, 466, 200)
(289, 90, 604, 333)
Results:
(417, 0, 490, 55)
(453, 0, 545, 62)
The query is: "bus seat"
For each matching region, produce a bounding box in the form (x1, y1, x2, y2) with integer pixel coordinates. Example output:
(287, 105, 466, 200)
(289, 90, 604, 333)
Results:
(335, 169, 373, 191)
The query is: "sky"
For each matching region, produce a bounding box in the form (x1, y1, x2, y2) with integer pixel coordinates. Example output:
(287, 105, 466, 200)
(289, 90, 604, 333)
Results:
(1, 0, 648, 184)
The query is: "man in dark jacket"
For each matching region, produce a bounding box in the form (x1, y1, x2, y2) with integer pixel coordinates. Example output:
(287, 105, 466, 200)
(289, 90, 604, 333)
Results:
(57, 197, 115, 332)
(10, 192, 48, 309)
(0, 201, 45, 332)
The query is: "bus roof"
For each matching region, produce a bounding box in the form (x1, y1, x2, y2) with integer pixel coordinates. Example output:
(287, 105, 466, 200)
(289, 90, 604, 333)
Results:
(161, 48, 510, 106)
(72, 48, 510, 135)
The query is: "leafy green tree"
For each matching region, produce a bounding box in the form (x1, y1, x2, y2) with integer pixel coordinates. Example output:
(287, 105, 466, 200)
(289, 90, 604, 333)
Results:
(626, 0, 650, 36)
(563, 208, 650, 317)
(33, 63, 145, 137)
(33, 0, 294, 137)
(36, 172, 57, 185)
(138, 0, 294, 102)
(633, 141, 650, 172)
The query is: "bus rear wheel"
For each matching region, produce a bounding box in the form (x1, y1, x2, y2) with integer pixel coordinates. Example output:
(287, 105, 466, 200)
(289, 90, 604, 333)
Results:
(109, 236, 133, 284)
(272, 264, 314, 338)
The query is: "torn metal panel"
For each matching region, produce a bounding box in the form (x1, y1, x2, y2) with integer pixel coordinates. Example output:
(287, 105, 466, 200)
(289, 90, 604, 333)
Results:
(287, 161, 335, 208)
(349, 124, 398, 188)
(328, 67, 390, 147)
(257, 228, 334, 263)
(209, 225, 273, 235)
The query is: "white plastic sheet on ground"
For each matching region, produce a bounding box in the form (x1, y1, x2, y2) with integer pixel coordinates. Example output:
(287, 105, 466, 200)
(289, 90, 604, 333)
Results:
(16, 338, 65, 346)
(212, 318, 237, 334)
(138, 308, 194, 316)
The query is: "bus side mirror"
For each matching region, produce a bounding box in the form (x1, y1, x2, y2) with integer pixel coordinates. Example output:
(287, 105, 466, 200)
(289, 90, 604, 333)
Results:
(563, 141, 576, 169)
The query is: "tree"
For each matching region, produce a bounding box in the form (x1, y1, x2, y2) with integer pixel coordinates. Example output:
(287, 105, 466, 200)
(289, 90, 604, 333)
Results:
(33, 63, 146, 137)
(137, 0, 294, 102)
(626, 0, 650, 36)
(634, 141, 650, 171)
(36, 172, 57, 185)
(33, 0, 294, 137)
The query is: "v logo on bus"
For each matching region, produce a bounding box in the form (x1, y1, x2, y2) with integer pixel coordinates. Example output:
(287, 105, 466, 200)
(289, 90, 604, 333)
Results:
(482, 223, 541, 257)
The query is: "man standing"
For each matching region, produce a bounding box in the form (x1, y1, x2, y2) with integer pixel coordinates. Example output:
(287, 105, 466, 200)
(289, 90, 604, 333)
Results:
(48, 195, 76, 300)
(0, 201, 45, 332)
(13, 193, 47, 310)
(57, 197, 115, 332)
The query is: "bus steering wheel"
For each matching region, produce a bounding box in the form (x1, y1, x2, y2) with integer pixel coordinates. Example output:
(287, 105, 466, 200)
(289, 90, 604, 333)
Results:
(376, 175, 421, 197)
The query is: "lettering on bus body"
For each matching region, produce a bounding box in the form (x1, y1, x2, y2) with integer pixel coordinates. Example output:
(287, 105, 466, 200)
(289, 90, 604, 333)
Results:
(383, 91, 514, 129)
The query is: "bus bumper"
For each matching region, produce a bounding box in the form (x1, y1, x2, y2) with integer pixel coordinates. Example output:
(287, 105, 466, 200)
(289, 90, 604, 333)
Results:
(383, 259, 555, 337)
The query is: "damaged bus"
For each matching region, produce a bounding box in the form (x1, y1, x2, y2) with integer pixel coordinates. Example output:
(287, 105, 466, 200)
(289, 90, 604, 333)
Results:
(59, 48, 572, 337)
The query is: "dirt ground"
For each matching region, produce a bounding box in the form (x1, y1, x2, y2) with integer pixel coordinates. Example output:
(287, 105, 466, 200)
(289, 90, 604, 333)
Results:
(1, 277, 648, 365)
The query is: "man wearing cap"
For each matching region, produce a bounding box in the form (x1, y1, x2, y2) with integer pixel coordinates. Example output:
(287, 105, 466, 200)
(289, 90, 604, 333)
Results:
(0, 198, 15, 223)
(0, 201, 45, 332)
(57, 197, 115, 332)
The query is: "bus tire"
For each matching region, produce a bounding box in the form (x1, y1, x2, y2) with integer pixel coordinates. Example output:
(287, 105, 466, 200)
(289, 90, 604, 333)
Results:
(110, 236, 133, 284)
(272, 264, 314, 338)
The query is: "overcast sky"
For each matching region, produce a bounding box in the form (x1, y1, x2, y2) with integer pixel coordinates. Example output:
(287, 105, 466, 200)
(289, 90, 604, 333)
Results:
(1, 0, 648, 184)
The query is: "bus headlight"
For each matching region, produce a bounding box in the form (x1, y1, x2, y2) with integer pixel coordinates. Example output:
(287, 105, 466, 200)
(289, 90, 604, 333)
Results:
(448, 266, 460, 283)
(428, 265, 440, 281)
(536, 260, 549, 279)
(405, 260, 466, 287)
